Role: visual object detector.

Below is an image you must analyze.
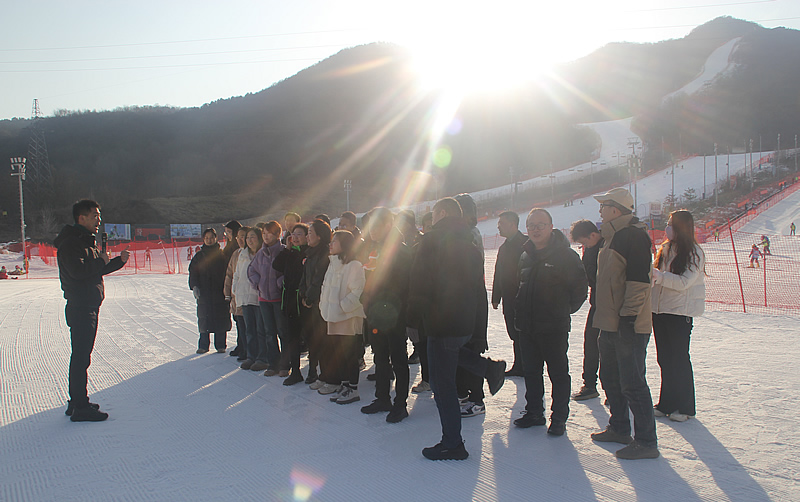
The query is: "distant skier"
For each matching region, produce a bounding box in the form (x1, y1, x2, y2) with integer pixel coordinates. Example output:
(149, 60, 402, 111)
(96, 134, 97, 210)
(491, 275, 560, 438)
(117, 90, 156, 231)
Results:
(748, 244, 762, 268)
(791, 222, 796, 236)
(759, 235, 771, 255)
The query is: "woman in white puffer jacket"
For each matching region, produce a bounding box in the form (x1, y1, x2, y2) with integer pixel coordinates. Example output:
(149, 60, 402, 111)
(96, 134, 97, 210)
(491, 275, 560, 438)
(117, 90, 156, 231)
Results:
(233, 228, 263, 368)
(318, 230, 366, 404)
(651, 210, 705, 422)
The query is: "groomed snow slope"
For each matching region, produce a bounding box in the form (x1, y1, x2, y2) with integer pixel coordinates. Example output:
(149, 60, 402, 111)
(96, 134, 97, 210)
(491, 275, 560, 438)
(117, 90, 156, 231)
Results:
(0, 252, 796, 501)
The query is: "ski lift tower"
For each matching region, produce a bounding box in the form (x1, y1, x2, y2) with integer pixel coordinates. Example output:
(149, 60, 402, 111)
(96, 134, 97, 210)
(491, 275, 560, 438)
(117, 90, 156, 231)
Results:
(26, 99, 54, 200)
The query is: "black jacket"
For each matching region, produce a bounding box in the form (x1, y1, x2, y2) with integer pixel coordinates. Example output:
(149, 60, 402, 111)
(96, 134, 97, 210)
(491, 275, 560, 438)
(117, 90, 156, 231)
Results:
(273, 244, 308, 318)
(188, 243, 231, 333)
(581, 237, 604, 306)
(408, 217, 484, 338)
(299, 243, 330, 306)
(514, 229, 587, 334)
(362, 228, 412, 331)
(55, 224, 125, 307)
(491, 230, 526, 306)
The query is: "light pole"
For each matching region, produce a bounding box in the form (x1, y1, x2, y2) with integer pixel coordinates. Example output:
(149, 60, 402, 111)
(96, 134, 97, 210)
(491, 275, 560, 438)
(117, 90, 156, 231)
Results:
(749, 139, 754, 190)
(10, 157, 27, 272)
(343, 179, 352, 212)
(795, 134, 798, 172)
(714, 142, 718, 207)
(703, 154, 706, 200)
(776, 133, 781, 177)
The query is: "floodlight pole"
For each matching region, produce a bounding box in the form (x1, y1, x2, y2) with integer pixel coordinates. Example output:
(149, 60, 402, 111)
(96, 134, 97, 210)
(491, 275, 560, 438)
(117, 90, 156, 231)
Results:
(10, 157, 27, 271)
(714, 142, 718, 207)
(344, 179, 352, 212)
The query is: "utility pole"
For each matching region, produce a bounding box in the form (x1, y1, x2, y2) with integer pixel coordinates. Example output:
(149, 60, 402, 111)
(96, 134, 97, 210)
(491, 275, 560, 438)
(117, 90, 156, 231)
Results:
(714, 142, 718, 207)
(703, 154, 706, 200)
(10, 157, 27, 272)
(795, 134, 798, 172)
(628, 137, 640, 209)
(776, 133, 781, 177)
(749, 139, 754, 190)
(343, 179, 352, 212)
(726, 145, 730, 188)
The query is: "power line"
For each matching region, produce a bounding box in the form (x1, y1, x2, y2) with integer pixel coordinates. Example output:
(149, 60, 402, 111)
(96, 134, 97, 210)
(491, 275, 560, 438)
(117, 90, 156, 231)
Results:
(630, 0, 777, 12)
(0, 56, 327, 73)
(607, 16, 800, 32)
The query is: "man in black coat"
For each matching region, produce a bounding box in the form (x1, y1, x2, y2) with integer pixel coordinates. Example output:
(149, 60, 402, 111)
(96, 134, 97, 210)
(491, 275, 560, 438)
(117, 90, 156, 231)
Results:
(55, 199, 129, 422)
(491, 211, 527, 376)
(513, 208, 587, 436)
(569, 219, 605, 401)
(189, 228, 232, 354)
(408, 198, 505, 460)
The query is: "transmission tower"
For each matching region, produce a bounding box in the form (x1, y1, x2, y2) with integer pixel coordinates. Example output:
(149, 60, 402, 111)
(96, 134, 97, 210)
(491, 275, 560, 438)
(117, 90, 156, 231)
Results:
(26, 99, 54, 196)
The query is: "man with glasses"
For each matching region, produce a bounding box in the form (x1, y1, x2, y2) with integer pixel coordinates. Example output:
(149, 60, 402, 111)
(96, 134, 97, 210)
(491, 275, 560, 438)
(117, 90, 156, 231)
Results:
(513, 208, 587, 436)
(590, 188, 659, 459)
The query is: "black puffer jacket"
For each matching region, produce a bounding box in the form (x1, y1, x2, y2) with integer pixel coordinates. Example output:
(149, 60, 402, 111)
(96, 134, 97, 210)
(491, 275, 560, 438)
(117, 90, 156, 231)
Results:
(299, 243, 330, 307)
(273, 244, 308, 318)
(514, 229, 588, 333)
(408, 217, 484, 338)
(189, 243, 231, 333)
(54, 224, 125, 307)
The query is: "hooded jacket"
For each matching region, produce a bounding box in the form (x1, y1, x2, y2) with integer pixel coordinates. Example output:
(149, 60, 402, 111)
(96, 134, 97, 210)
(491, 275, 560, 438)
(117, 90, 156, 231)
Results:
(514, 229, 587, 334)
(408, 216, 484, 338)
(54, 224, 125, 307)
(319, 256, 366, 324)
(651, 242, 705, 318)
(593, 213, 653, 334)
(247, 241, 285, 301)
(231, 247, 259, 308)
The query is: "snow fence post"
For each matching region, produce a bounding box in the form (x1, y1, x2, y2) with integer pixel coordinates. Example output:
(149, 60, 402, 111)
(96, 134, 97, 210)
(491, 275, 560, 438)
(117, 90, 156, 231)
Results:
(728, 220, 747, 313)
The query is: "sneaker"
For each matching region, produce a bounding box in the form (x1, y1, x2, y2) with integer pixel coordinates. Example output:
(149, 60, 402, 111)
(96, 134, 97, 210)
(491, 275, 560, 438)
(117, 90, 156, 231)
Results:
(458, 396, 470, 407)
(215, 348, 226, 353)
(236, 354, 248, 362)
(318, 383, 341, 395)
(336, 386, 360, 404)
(486, 359, 507, 395)
(195, 348, 209, 354)
(309, 379, 325, 390)
(329, 386, 344, 401)
(548, 420, 566, 436)
(264, 369, 278, 376)
(422, 442, 469, 461)
(283, 372, 305, 386)
(229, 348, 239, 357)
(361, 399, 392, 414)
(250, 361, 269, 372)
(386, 406, 409, 423)
(278, 370, 290, 378)
(70, 405, 109, 422)
(65, 401, 99, 416)
(514, 411, 546, 428)
(461, 402, 485, 418)
(240, 359, 254, 370)
(412, 381, 431, 393)
(305, 372, 318, 385)
(505, 365, 524, 377)
(668, 412, 693, 422)
(653, 407, 667, 417)
(591, 426, 633, 444)
(615, 440, 660, 460)
(572, 386, 600, 401)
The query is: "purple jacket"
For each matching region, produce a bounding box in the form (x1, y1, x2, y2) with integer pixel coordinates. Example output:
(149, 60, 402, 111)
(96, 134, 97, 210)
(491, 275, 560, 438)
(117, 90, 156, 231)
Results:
(247, 241, 285, 301)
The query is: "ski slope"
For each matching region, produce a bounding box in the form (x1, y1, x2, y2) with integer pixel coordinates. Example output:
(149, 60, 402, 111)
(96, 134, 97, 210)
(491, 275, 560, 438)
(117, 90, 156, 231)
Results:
(738, 187, 800, 235)
(664, 37, 742, 101)
(0, 248, 796, 500)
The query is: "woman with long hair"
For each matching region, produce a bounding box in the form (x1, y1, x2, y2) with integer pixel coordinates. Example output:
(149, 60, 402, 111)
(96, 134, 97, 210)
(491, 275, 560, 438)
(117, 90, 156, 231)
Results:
(234, 227, 263, 370)
(301, 219, 332, 388)
(651, 209, 706, 422)
(318, 230, 366, 403)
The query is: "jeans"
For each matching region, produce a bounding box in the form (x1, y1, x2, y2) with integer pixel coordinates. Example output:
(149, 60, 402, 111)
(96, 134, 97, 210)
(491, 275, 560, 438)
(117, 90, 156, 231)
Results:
(66, 304, 99, 407)
(258, 301, 284, 369)
(198, 331, 226, 351)
(581, 306, 600, 389)
(369, 324, 409, 407)
(241, 305, 260, 361)
(599, 329, 657, 447)
(428, 335, 472, 449)
(653, 313, 695, 416)
(233, 314, 246, 353)
(519, 330, 570, 422)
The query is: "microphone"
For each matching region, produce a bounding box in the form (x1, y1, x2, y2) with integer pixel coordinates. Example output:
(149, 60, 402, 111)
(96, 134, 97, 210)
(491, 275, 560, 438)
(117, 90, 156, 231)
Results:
(101, 232, 108, 253)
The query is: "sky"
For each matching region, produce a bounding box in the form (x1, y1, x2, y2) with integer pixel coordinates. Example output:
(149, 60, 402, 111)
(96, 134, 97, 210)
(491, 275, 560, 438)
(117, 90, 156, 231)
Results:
(1, 0, 799, 120)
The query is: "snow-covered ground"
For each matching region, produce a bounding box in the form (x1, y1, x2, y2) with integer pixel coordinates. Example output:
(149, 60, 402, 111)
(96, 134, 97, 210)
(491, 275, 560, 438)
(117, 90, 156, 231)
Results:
(1, 241, 797, 500)
(664, 37, 742, 101)
(738, 187, 800, 235)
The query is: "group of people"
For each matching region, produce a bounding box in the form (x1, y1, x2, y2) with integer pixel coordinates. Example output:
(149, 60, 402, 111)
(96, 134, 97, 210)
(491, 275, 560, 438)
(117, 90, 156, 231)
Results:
(57, 188, 706, 462)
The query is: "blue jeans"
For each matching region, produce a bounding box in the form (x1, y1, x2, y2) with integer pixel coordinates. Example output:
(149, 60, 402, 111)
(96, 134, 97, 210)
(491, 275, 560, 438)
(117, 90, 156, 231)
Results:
(428, 335, 472, 449)
(599, 329, 657, 447)
(258, 301, 285, 369)
(241, 305, 261, 361)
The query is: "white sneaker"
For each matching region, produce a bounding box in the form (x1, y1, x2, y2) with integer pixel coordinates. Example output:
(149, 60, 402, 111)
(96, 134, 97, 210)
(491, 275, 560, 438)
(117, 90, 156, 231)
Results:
(318, 383, 342, 395)
(412, 381, 431, 393)
(653, 407, 667, 417)
(668, 412, 693, 422)
(458, 396, 470, 407)
(336, 386, 360, 404)
(329, 386, 345, 402)
(461, 402, 486, 417)
(309, 379, 325, 390)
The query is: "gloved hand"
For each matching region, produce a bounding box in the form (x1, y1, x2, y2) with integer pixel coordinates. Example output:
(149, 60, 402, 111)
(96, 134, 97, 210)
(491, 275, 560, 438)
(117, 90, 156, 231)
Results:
(193, 287, 201, 301)
(406, 327, 420, 344)
(618, 315, 637, 336)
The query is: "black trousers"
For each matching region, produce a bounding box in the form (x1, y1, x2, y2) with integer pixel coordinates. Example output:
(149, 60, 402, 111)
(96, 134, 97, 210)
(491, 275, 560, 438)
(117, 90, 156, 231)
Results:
(502, 303, 522, 367)
(653, 313, 696, 416)
(520, 330, 570, 422)
(369, 324, 409, 407)
(581, 306, 601, 388)
(327, 335, 361, 385)
(285, 313, 304, 376)
(66, 304, 99, 407)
